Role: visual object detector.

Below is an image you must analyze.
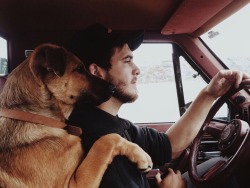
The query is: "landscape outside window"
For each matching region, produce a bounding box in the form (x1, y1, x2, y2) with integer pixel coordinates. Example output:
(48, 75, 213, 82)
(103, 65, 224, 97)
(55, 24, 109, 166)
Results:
(119, 43, 180, 123)
(0, 37, 8, 75)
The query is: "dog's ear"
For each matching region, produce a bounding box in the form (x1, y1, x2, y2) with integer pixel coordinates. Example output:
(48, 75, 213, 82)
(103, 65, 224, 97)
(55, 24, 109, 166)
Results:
(29, 44, 66, 83)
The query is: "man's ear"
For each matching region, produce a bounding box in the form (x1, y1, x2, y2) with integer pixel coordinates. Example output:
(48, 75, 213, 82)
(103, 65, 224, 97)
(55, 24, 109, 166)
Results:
(89, 63, 105, 78)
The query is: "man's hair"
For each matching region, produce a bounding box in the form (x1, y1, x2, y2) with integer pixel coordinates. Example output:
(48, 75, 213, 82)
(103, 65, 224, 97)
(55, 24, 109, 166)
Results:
(67, 23, 144, 70)
(102, 43, 128, 70)
(90, 43, 124, 70)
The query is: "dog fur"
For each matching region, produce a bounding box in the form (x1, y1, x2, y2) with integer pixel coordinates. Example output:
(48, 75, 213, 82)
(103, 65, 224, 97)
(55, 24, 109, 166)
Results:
(0, 43, 152, 188)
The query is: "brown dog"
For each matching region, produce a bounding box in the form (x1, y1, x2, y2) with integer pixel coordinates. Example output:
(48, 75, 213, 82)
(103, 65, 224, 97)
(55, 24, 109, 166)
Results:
(0, 44, 152, 188)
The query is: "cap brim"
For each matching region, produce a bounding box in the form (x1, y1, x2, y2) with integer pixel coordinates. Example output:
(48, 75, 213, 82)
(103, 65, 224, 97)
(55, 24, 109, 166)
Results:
(128, 31, 144, 51)
(110, 30, 144, 51)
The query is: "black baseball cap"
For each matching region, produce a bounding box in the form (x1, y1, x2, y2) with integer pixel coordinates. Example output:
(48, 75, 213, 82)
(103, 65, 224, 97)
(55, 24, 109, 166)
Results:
(67, 23, 144, 68)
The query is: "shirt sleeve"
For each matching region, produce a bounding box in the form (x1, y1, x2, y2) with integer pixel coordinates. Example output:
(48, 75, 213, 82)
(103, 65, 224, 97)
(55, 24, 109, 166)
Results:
(127, 123, 172, 166)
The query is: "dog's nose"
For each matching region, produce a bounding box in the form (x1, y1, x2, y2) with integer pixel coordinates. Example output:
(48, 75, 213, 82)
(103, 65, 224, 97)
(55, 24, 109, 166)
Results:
(109, 84, 116, 94)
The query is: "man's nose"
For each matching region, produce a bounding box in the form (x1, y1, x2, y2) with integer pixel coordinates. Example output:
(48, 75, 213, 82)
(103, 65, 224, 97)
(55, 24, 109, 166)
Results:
(133, 64, 140, 75)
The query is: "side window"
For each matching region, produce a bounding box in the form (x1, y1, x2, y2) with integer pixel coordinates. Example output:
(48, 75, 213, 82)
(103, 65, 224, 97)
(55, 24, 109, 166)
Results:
(119, 43, 179, 123)
(0, 36, 8, 75)
(180, 57, 206, 104)
(119, 43, 229, 124)
(180, 56, 229, 120)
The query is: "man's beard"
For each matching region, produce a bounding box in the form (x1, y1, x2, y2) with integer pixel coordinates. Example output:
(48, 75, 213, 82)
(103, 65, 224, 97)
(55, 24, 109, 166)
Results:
(106, 74, 138, 103)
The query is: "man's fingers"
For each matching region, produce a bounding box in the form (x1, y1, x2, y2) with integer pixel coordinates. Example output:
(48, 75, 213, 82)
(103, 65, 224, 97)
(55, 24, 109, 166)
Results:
(235, 72, 243, 88)
(243, 72, 250, 79)
(176, 170, 181, 176)
(233, 71, 250, 88)
(168, 168, 174, 174)
(155, 172, 162, 185)
(217, 70, 250, 89)
(155, 169, 188, 188)
(236, 72, 250, 88)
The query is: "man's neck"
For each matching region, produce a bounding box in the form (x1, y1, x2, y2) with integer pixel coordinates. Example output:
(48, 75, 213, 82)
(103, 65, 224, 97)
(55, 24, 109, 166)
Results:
(97, 97, 122, 116)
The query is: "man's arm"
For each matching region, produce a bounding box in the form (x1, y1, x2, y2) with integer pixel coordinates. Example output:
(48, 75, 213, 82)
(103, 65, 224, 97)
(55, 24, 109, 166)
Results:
(166, 70, 250, 159)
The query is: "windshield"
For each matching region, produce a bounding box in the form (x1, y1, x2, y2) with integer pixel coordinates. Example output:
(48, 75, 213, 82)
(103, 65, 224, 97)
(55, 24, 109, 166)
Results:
(201, 4, 250, 74)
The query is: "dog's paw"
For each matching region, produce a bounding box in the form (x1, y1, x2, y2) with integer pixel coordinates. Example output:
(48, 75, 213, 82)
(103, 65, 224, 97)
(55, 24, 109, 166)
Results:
(94, 133, 153, 172)
(124, 142, 153, 172)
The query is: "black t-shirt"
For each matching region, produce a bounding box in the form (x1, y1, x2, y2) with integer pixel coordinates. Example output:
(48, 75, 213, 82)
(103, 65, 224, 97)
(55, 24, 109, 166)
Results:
(68, 105, 172, 188)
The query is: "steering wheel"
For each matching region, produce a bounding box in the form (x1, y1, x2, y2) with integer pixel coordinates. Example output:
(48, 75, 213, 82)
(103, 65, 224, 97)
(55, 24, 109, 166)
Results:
(188, 79, 250, 187)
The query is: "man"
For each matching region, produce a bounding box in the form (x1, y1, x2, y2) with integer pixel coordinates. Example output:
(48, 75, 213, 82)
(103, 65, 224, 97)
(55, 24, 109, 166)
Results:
(67, 24, 249, 188)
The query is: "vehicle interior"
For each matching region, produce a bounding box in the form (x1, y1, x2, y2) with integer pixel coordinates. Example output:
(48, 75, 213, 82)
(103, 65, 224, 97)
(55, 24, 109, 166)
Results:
(1, 0, 250, 187)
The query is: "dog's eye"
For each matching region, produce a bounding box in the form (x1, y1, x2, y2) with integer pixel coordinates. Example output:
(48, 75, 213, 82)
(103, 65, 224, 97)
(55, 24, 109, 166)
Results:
(76, 65, 85, 74)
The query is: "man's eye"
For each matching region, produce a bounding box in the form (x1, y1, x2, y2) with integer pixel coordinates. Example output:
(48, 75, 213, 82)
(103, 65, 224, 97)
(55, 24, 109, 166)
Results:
(125, 59, 132, 63)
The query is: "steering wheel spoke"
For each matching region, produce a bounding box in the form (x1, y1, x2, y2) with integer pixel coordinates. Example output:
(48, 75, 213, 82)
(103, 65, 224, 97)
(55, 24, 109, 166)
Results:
(201, 158, 227, 180)
(203, 122, 225, 138)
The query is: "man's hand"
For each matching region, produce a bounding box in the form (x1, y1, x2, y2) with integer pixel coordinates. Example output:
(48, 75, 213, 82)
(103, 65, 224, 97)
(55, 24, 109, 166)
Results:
(167, 70, 250, 159)
(155, 168, 186, 188)
(205, 70, 250, 99)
